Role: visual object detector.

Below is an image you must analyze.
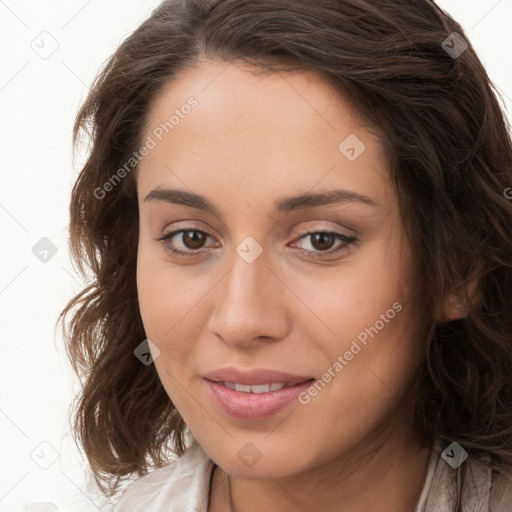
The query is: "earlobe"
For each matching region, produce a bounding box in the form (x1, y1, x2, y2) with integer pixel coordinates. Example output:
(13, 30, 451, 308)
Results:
(442, 291, 470, 322)
(440, 271, 483, 322)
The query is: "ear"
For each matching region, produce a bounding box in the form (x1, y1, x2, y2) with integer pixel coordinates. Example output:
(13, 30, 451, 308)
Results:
(439, 270, 483, 322)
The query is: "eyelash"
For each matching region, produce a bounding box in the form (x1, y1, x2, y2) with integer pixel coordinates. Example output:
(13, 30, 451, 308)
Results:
(154, 227, 357, 260)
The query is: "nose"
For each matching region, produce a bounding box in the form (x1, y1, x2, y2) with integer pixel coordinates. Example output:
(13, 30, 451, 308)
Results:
(206, 248, 290, 348)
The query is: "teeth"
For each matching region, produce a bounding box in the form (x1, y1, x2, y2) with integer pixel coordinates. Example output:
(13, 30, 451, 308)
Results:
(235, 383, 252, 393)
(223, 382, 289, 393)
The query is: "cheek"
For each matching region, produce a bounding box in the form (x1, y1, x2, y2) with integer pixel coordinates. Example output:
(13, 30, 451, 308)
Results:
(299, 278, 419, 384)
(295, 240, 423, 391)
(298, 282, 423, 453)
(136, 250, 212, 358)
(136, 251, 166, 337)
(136, 257, 204, 406)
(291, 256, 413, 347)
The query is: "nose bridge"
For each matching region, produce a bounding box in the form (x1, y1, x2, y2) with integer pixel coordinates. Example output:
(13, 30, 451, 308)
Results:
(208, 245, 288, 346)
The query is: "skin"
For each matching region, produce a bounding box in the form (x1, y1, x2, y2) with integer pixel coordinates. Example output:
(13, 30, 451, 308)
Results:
(135, 58, 436, 512)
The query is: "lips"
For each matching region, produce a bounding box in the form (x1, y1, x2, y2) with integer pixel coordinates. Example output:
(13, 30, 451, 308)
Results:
(201, 367, 315, 420)
(204, 378, 315, 420)
(202, 367, 314, 386)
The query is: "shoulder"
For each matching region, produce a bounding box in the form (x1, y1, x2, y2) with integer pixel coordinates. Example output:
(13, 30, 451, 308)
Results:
(489, 468, 512, 512)
(113, 441, 215, 512)
(420, 439, 512, 512)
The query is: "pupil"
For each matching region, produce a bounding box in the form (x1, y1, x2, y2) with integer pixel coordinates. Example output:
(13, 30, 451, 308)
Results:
(184, 231, 205, 249)
(312, 233, 334, 251)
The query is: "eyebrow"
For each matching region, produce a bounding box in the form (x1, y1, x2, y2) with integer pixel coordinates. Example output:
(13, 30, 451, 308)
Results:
(143, 187, 381, 215)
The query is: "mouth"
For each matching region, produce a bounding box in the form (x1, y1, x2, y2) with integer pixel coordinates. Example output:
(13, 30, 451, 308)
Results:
(204, 377, 316, 420)
(202, 366, 315, 386)
(205, 380, 312, 393)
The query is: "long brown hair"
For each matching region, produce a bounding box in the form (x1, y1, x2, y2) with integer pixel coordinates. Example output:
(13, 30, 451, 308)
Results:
(58, 0, 512, 505)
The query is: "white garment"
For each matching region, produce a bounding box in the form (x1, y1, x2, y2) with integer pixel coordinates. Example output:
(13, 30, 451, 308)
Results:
(113, 439, 512, 511)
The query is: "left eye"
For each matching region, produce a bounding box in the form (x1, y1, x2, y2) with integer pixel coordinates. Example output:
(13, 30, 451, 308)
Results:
(291, 230, 357, 258)
(295, 231, 350, 252)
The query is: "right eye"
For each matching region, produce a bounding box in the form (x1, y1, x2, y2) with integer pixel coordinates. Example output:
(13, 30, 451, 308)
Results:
(155, 229, 217, 258)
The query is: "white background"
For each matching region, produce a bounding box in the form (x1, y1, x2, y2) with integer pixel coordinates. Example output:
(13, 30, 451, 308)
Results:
(0, 1, 511, 511)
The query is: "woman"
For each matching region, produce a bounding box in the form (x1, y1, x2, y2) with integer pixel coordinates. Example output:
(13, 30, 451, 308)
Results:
(58, 0, 512, 510)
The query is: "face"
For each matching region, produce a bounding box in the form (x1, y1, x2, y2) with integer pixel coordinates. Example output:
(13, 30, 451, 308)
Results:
(136, 58, 425, 479)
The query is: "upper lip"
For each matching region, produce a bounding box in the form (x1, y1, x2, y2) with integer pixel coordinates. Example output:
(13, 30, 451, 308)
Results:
(203, 367, 314, 386)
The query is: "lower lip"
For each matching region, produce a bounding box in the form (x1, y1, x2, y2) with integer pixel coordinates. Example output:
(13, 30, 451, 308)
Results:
(204, 379, 315, 420)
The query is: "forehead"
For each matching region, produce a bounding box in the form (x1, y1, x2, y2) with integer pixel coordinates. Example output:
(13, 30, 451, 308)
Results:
(136, 58, 392, 209)
(144, 58, 346, 128)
